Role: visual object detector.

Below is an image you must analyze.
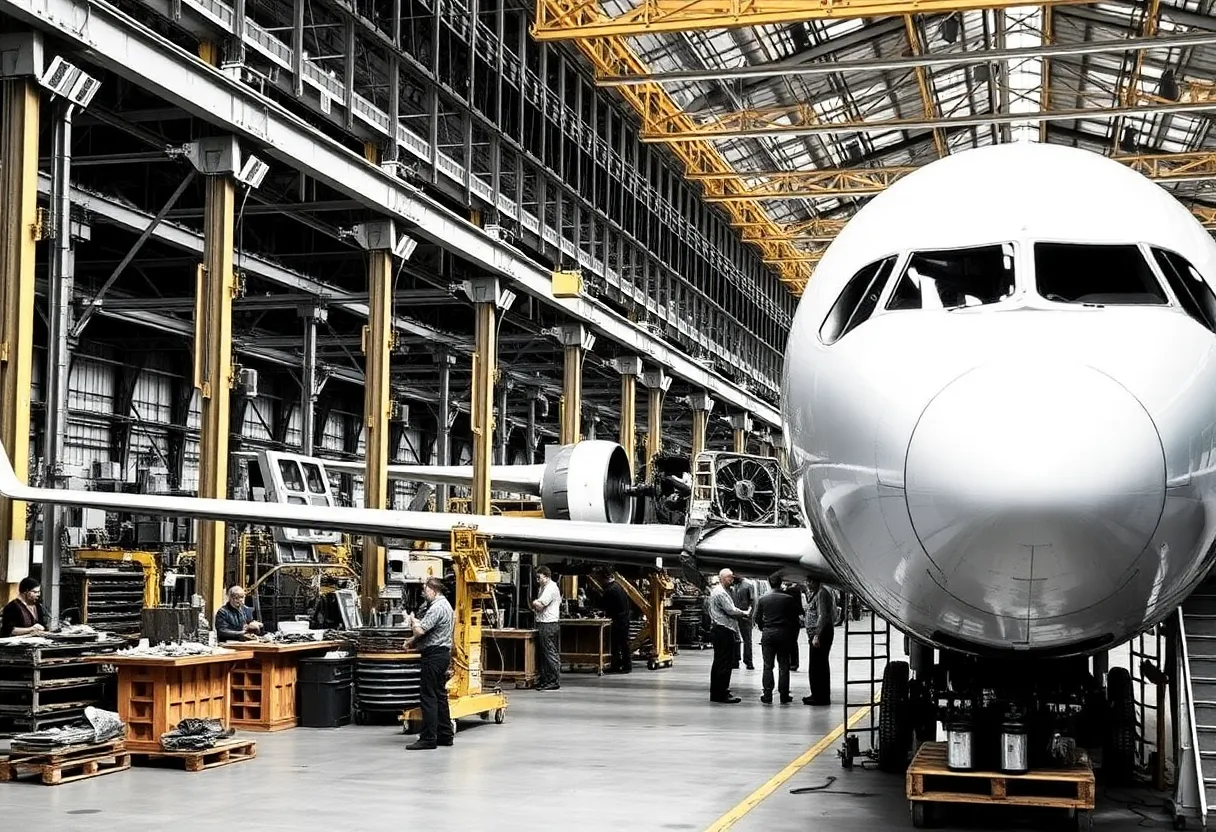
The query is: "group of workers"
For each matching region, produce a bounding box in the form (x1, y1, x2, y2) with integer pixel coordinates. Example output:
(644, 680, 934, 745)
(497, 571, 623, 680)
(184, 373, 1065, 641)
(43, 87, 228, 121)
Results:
(708, 569, 835, 706)
(204, 562, 835, 751)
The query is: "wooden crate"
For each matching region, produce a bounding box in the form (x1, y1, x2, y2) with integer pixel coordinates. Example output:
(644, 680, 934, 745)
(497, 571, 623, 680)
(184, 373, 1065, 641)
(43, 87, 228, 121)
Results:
(0, 739, 130, 785)
(131, 737, 256, 772)
(482, 629, 538, 689)
(906, 742, 1094, 827)
(99, 653, 242, 752)
(229, 641, 344, 732)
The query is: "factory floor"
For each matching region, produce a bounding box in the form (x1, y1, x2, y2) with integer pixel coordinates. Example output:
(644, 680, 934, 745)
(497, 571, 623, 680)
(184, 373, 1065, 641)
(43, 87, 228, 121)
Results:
(0, 625, 1178, 831)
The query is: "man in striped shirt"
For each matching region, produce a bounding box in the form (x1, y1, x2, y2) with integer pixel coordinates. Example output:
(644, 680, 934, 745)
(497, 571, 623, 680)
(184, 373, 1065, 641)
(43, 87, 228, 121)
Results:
(405, 577, 455, 750)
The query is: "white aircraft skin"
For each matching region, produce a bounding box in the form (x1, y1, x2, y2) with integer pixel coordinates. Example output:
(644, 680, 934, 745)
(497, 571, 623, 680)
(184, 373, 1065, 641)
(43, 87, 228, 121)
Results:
(786, 142, 1216, 657)
(1, 143, 1213, 661)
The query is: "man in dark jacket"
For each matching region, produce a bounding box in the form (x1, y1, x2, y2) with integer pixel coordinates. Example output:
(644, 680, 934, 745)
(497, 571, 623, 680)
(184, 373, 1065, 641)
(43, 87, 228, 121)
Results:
(754, 573, 802, 704)
(600, 572, 633, 673)
(803, 579, 837, 706)
(214, 586, 263, 642)
(0, 578, 47, 638)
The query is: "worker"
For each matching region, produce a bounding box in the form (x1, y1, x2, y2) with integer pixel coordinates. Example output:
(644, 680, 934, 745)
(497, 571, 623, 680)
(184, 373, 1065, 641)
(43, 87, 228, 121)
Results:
(803, 578, 837, 706)
(784, 581, 803, 672)
(707, 568, 752, 704)
(214, 586, 263, 642)
(532, 565, 562, 691)
(599, 572, 632, 674)
(754, 573, 801, 704)
(728, 575, 757, 670)
(1, 578, 48, 638)
(404, 576, 455, 750)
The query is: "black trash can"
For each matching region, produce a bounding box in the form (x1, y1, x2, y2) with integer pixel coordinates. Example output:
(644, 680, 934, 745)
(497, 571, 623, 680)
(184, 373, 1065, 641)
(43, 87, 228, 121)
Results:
(299, 656, 354, 728)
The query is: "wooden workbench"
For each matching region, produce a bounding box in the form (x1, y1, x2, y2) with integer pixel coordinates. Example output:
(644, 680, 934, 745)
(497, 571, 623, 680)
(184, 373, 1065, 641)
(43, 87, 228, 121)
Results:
(482, 628, 537, 688)
(228, 640, 346, 732)
(558, 619, 611, 675)
(86, 651, 244, 752)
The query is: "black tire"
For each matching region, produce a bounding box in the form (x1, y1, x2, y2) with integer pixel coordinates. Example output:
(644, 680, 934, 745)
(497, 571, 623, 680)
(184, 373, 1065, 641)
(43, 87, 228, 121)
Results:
(910, 801, 928, 828)
(879, 660, 913, 773)
(1104, 667, 1136, 786)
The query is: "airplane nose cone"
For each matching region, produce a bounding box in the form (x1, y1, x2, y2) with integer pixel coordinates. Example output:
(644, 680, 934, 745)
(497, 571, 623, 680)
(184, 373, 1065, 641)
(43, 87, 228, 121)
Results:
(905, 363, 1165, 628)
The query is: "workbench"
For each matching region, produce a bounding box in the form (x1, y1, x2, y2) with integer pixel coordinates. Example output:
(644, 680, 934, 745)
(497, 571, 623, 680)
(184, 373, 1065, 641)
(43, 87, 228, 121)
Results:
(558, 618, 612, 675)
(228, 640, 346, 732)
(87, 651, 244, 752)
(481, 628, 537, 688)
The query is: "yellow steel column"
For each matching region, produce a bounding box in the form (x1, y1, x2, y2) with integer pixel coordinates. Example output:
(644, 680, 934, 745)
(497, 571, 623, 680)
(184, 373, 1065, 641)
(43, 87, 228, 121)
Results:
(361, 240, 393, 617)
(559, 324, 590, 445)
(730, 413, 752, 455)
(0, 78, 39, 602)
(687, 391, 713, 460)
(612, 357, 641, 477)
(465, 279, 509, 515)
(195, 173, 237, 619)
(641, 370, 669, 482)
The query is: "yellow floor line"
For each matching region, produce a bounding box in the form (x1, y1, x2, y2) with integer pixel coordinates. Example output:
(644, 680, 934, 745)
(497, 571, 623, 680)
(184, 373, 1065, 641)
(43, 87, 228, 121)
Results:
(704, 703, 877, 832)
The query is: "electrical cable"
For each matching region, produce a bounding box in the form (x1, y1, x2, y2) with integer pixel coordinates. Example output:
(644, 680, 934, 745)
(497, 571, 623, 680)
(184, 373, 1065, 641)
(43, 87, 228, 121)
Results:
(788, 775, 878, 797)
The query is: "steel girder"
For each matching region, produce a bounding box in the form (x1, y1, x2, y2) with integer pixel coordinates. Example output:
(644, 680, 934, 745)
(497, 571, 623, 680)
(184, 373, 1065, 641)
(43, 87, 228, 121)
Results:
(530, 0, 1091, 40)
(0, 0, 781, 428)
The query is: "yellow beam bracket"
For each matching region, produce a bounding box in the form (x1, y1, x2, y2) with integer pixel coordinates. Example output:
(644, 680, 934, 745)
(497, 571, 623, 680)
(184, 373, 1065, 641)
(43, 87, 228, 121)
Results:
(0, 78, 40, 600)
(532, 0, 1092, 40)
(195, 173, 236, 619)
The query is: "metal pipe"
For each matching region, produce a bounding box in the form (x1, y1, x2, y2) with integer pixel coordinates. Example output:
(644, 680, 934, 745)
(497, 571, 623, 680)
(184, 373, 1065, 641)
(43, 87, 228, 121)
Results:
(437, 351, 453, 510)
(301, 311, 317, 454)
(42, 101, 74, 626)
(527, 395, 538, 465)
(497, 384, 509, 464)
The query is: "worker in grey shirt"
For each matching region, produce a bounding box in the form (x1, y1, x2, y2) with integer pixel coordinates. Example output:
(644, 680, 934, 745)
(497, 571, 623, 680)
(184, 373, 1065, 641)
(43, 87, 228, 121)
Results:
(803, 578, 837, 706)
(728, 576, 757, 670)
(532, 565, 563, 690)
(707, 569, 752, 703)
(405, 577, 455, 749)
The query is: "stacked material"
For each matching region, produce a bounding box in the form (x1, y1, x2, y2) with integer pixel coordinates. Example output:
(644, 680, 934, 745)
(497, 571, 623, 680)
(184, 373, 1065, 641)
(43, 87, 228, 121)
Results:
(113, 642, 231, 658)
(160, 717, 234, 751)
(10, 706, 126, 751)
(356, 627, 411, 653)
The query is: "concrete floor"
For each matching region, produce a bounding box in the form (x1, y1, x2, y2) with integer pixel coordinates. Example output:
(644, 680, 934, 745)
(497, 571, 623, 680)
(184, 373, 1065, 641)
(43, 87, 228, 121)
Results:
(0, 627, 1181, 831)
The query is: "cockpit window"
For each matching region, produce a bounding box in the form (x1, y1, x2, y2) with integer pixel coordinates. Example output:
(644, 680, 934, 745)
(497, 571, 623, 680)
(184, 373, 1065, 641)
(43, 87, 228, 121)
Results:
(1151, 248, 1216, 332)
(885, 244, 1015, 311)
(1035, 243, 1167, 305)
(819, 256, 897, 345)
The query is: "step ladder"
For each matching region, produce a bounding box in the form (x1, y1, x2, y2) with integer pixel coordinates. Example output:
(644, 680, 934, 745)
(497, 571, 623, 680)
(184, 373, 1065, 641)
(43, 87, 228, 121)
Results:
(839, 594, 895, 768)
(1173, 590, 1216, 827)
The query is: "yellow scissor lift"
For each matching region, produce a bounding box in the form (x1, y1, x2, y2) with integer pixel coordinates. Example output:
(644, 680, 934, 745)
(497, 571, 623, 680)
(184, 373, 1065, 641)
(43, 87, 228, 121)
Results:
(401, 526, 507, 733)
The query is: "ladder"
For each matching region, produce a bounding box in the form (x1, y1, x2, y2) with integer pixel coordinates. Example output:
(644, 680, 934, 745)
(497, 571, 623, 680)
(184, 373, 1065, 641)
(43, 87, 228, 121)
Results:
(1175, 586, 1216, 827)
(839, 593, 895, 768)
(1128, 624, 1166, 787)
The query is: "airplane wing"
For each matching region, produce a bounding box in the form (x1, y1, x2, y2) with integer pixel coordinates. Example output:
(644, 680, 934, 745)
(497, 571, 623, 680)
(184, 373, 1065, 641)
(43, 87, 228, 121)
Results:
(0, 446, 834, 581)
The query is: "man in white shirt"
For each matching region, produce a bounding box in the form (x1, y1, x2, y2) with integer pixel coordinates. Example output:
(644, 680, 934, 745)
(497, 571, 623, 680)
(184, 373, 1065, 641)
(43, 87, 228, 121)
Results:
(706, 569, 753, 703)
(531, 565, 563, 690)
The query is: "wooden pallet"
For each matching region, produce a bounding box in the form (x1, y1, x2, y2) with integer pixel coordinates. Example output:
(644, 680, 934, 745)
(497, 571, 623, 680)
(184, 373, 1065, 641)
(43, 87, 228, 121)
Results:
(0, 739, 130, 785)
(906, 742, 1094, 826)
(131, 738, 257, 772)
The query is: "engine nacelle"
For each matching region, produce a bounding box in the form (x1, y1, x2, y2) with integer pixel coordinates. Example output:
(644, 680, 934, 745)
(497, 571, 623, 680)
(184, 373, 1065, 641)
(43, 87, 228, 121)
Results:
(540, 441, 635, 524)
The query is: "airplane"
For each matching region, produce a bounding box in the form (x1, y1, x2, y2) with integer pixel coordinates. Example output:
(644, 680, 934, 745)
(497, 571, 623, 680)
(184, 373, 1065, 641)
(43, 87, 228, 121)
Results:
(2, 141, 1214, 781)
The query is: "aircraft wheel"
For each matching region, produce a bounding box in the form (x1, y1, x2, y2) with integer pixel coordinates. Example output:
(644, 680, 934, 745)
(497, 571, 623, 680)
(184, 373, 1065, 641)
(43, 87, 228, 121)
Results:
(1104, 667, 1136, 786)
(879, 660, 912, 773)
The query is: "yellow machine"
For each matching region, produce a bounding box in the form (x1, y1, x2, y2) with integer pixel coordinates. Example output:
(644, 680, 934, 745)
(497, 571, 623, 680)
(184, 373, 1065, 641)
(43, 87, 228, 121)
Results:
(72, 548, 162, 608)
(401, 525, 507, 730)
(589, 568, 676, 670)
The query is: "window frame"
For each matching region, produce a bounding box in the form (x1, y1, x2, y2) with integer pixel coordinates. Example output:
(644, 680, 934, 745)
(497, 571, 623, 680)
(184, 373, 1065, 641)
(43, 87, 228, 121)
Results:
(1148, 245, 1216, 333)
(879, 241, 1021, 313)
(817, 255, 899, 346)
(1030, 240, 1171, 307)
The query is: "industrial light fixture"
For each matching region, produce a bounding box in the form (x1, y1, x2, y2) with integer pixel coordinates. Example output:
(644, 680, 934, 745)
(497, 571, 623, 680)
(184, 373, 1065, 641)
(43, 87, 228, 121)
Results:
(392, 233, 418, 261)
(1158, 68, 1181, 102)
(235, 154, 270, 189)
(498, 288, 517, 311)
(939, 14, 960, 44)
(39, 55, 101, 108)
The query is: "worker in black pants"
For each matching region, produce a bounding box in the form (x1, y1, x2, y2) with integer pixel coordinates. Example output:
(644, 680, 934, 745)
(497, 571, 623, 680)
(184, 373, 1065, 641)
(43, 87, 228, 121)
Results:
(599, 572, 633, 673)
(755, 573, 802, 704)
(405, 577, 455, 750)
(803, 578, 836, 706)
(706, 569, 752, 703)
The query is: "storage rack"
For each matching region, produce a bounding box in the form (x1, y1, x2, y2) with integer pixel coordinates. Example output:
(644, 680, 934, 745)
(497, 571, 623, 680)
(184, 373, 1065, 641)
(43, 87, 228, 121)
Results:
(0, 640, 121, 736)
(60, 567, 146, 636)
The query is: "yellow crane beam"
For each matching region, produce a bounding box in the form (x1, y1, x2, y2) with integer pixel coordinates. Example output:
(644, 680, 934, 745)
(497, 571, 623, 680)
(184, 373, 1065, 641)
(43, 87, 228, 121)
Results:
(531, 0, 1091, 41)
(528, 0, 813, 290)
